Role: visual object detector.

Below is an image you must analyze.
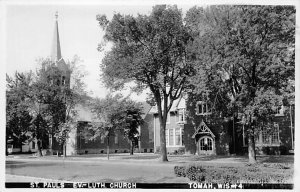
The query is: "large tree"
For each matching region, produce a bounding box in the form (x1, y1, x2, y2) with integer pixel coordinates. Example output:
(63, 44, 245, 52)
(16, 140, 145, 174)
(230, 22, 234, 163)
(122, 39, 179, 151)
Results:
(84, 94, 143, 159)
(6, 56, 87, 157)
(186, 5, 295, 163)
(123, 100, 144, 155)
(97, 5, 195, 161)
(6, 72, 33, 155)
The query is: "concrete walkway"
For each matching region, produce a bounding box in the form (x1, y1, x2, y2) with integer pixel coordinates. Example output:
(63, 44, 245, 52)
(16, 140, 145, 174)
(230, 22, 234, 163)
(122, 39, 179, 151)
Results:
(6, 174, 72, 183)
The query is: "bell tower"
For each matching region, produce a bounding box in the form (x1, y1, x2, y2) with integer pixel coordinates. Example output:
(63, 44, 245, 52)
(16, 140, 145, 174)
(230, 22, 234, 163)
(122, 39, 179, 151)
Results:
(49, 11, 71, 88)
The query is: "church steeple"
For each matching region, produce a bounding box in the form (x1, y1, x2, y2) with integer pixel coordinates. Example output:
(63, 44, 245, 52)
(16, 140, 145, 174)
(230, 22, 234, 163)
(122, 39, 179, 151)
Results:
(51, 11, 62, 63)
(48, 12, 70, 88)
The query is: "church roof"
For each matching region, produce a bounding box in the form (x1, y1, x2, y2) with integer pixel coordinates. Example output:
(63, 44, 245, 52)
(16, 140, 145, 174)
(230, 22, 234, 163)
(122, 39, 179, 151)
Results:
(50, 12, 68, 73)
(149, 96, 186, 114)
(74, 104, 99, 122)
(51, 12, 62, 63)
(141, 102, 152, 119)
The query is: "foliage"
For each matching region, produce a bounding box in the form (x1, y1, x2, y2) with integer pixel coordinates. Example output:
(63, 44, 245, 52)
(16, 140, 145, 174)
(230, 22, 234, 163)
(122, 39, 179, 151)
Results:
(84, 94, 144, 155)
(185, 5, 295, 162)
(6, 56, 87, 156)
(98, 4, 195, 161)
(6, 72, 33, 147)
(185, 165, 206, 181)
(174, 163, 293, 183)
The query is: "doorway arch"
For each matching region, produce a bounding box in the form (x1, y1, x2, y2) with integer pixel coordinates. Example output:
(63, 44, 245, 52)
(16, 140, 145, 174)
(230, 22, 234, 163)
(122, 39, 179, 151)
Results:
(198, 136, 215, 155)
(192, 120, 216, 155)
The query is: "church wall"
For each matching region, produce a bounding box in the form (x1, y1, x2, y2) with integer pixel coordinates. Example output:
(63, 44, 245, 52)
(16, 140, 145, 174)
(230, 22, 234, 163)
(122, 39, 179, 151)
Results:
(184, 97, 231, 156)
(140, 113, 154, 152)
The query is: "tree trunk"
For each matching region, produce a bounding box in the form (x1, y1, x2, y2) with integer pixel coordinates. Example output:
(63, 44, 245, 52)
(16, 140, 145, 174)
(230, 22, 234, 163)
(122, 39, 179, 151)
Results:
(158, 95, 169, 162)
(36, 139, 43, 157)
(130, 140, 134, 155)
(248, 130, 256, 163)
(63, 142, 66, 158)
(153, 90, 169, 162)
(107, 137, 110, 160)
(160, 121, 168, 161)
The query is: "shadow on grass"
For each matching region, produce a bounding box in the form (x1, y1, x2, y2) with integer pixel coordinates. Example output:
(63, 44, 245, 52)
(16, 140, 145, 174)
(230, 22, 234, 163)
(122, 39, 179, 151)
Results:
(258, 155, 294, 163)
(122, 155, 160, 160)
(6, 161, 27, 165)
(6, 161, 55, 169)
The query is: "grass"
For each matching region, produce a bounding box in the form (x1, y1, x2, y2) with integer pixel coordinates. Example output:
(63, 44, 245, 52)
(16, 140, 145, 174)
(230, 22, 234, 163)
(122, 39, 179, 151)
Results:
(6, 154, 294, 183)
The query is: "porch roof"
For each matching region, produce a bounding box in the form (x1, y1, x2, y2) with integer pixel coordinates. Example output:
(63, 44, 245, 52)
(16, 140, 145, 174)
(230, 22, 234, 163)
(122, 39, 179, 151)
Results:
(192, 120, 215, 138)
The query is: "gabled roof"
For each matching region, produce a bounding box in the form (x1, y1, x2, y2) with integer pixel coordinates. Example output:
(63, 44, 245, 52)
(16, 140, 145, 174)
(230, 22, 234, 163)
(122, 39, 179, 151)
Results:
(192, 120, 215, 138)
(141, 102, 152, 119)
(74, 104, 99, 122)
(149, 96, 186, 114)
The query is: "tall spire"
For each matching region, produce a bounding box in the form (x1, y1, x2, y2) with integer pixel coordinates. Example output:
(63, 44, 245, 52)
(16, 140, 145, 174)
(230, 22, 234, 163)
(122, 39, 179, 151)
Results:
(51, 11, 62, 63)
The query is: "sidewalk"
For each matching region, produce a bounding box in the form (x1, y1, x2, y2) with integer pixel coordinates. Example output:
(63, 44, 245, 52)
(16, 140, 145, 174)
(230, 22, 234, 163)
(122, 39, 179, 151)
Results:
(6, 153, 294, 164)
(6, 154, 183, 167)
(6, 174, 73, 183)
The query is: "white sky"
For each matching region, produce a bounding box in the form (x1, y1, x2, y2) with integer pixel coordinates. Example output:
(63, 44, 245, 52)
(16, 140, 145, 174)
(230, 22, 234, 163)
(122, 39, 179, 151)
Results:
(3, 1, 298, 100)
(4, 3, 195, 100)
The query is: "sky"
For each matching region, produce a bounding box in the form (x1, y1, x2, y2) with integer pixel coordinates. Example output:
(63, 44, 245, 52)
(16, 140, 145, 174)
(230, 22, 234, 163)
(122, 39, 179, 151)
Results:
(4, 2, 195, 101)
(4, 0, 298, 100)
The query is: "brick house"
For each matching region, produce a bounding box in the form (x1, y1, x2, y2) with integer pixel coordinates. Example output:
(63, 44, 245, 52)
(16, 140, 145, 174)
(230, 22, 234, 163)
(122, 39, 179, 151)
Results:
(151, 97, 186, 154)
(152, 96, 295, 155)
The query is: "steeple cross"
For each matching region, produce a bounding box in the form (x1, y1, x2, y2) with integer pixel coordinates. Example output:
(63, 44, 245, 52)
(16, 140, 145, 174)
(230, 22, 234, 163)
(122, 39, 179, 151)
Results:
(55, 11, 58, 20)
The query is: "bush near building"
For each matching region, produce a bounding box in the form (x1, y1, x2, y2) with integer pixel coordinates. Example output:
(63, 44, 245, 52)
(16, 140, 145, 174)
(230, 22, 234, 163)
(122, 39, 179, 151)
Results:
(174, 163, 293, 183)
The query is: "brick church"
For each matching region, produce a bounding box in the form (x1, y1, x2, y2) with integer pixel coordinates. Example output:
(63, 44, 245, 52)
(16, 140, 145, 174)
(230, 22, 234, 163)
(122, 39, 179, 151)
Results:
(20, 13, 294, 156)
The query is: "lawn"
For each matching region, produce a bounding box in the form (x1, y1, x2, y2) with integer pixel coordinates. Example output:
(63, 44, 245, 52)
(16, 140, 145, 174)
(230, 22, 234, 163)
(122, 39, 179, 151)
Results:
(6, 154, 294, 184)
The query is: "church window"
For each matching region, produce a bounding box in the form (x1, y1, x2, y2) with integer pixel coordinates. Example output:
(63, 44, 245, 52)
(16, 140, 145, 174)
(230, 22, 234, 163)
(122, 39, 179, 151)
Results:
(274, 106, 284, 116)
(114, 134, 118, 144)
(166, 127, 184, 147)
(254, 123, 280, 145)
(200, 137, 213, 151)
(62, 76, 66, 85)
(32, 141, 35, 149)
(175, 128, 181, 145)
(169, 129, 174, 146)
(196, 101, 211, 115)
(177, 109, 185, 123)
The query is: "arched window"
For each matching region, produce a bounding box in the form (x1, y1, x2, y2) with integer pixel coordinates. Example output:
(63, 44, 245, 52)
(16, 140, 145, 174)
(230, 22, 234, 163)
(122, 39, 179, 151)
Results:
(62, 76, 66, 85)
(200, 137, 213, 151)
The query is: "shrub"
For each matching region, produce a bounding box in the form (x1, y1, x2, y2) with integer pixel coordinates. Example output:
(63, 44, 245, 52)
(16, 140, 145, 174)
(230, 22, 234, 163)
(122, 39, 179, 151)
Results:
(174, 162, 293, 184)
(185, 165, 206, 181)
(264, 163, 291, 169)
(174, 166, 186, 177)
(247, 166, 261, 172)
(279, 146, 288, 155)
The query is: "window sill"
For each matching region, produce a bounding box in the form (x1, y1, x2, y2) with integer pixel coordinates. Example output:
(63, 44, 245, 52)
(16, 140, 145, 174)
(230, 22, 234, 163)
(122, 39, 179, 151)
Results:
(256, 143, 280, 147)
(196, 113, 212, 116)
(274, 114, 284, 117)
(166, 145, 184, 147)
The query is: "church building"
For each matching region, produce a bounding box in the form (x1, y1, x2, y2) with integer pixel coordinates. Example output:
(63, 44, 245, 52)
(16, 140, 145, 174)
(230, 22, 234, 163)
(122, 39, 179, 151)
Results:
(47, 13, 155, 156)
